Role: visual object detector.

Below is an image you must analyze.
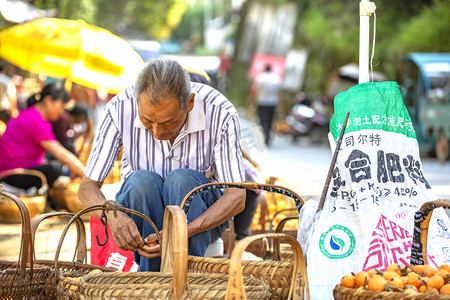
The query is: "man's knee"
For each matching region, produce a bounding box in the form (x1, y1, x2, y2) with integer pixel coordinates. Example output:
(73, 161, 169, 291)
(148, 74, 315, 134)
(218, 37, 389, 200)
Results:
(163, 168, 207, 206)
(164, 168, 202, 188)
(127, 170, 161, 183)
(121, 170, 163, 196)
(165, 168, 196, 181)
(118, 170, 164, 210)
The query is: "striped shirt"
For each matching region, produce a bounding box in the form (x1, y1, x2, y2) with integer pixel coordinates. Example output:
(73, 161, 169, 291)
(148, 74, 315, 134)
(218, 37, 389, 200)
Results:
(85, 82, 245, 184)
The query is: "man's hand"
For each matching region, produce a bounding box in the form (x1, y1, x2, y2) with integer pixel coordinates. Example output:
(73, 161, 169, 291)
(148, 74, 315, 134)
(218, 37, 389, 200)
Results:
(137, 232, 162, 259)
(107, 211, 146, 252)
(108, 213, 162, 259)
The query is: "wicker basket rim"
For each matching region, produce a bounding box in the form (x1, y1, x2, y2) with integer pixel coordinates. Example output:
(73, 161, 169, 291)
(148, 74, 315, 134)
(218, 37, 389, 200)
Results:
(187, 254, 294, 266)
(64, 272, 267, 291)
(334, 284, 450, 299)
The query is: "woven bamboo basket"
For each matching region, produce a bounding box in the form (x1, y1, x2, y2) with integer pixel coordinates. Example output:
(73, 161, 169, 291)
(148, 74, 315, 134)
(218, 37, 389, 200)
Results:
(0, 168, 48, 222)
(333, 199, 450, 300)
(0, 185, 52, 299)
(181, 181, 306, 300)
(47, 179, 92, 222)
(55, 202, 268, 299)
(29, 211, 116, 299)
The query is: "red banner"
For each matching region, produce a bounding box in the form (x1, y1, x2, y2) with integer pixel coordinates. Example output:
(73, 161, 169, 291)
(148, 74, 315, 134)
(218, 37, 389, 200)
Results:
(90, 215, 137, 272)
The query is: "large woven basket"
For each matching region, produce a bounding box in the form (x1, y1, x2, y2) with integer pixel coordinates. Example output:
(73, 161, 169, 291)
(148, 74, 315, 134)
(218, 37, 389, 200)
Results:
(0, 185, 52, 299)
(48, 180, 89, 218)
(333, 199, 450, 300)
(181, 181, 306, 300)
(55, 202, 268, 299)
(29, 211, 116, 299)
(0, 168, 48, 222)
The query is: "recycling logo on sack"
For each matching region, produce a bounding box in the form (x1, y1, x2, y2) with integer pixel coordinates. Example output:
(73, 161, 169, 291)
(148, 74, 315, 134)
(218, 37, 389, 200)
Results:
(319, 225, 355, 259)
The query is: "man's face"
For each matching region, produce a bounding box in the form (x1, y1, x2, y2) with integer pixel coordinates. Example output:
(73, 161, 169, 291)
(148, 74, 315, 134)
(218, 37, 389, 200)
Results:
(137, 93, 194, 142)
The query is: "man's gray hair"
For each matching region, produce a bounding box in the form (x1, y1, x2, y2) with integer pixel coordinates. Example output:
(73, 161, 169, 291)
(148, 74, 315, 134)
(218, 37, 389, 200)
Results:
(135, 58, 191, 109)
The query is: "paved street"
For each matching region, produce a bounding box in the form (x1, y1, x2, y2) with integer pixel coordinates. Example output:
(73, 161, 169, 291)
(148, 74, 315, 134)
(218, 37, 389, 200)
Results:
(264, 131, 450, 202)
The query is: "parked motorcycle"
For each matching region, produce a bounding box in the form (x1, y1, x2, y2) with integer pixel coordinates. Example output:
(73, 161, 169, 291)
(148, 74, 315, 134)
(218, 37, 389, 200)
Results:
(285, 100, 329, 144)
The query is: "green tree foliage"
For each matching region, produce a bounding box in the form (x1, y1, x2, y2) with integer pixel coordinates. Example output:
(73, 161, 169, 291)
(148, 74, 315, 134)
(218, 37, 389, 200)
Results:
(32, 0, 182, 39)
(171, 4, 205, 44)
(33, 0, 96, 23)
(124, 0, 181, 39)
(293, 0, 449, 97)
(298, 3, 359, 95)
(171, 0, 235, 51)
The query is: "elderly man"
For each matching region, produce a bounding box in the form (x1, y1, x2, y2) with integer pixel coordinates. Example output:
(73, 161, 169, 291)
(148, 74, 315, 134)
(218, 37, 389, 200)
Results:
(78, 58, 246, 271)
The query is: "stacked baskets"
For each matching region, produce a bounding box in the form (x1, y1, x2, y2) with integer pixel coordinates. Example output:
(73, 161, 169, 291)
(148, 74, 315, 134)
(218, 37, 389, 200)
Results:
(53, 202, 270, 299)
(0, 169, 48, 222)
(30, 211, 117, 299)
(0, 185, 51, 299)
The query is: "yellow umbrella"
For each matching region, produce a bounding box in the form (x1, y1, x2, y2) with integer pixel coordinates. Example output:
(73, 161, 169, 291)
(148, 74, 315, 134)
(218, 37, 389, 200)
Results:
(0, 18, 144, 94)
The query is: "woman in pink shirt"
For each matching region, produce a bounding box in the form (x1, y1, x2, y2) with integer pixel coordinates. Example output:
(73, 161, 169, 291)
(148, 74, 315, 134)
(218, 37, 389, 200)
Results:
(0, 82, 85, 202)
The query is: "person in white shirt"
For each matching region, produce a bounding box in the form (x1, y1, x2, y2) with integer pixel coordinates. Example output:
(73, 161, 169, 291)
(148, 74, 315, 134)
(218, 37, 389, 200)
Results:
(0, 66, 17, 123)
(251, 64, 282, 145)
(79, 58, 246, 271)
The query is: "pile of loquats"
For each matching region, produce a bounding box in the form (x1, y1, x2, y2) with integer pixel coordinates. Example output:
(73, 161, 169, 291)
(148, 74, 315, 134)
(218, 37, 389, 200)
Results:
(340, 263, 450, 295)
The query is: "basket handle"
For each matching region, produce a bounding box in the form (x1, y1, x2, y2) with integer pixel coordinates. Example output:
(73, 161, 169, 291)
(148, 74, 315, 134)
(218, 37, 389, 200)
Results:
(226, 233, 309, 300)
(180, 181, 304, 214)
(0, 168, 48, 193)
(0, 185, 34, 278)
(272, 216, 299, 261)
(54, 200, 162, 282)
(411, 199, 450, 265)
(270, 208, 298, 231)
(31, 212, 88, 263)
(161, 205, 188, 300)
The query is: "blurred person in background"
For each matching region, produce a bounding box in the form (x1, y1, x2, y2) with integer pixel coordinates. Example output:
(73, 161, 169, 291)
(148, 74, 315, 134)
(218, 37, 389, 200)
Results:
(185, 66, 211, 85)
(233, 156, 266, 240)
(217, 46, 232, 92)
(0, 65, 18, 123)
(51, 101, 94, 156)
(250, 64, 282, 146)
(0, 82, 85, 204)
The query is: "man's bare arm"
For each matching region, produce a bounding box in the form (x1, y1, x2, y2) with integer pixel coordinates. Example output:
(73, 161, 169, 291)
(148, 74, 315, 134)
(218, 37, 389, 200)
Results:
(78, 176, 146, 252)
(78, 176, 105, 215)
(186, 187, 245, 238)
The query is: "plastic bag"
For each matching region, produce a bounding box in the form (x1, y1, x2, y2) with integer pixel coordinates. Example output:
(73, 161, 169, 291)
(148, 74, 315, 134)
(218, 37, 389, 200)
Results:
(411, 206, 450, 266)
(302, 82, 437, 299)
(296, 199, 319, 255)
(427, 208, 450, 264)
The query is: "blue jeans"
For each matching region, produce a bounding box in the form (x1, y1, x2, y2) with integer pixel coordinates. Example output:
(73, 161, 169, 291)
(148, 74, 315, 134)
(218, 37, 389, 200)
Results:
(115, 168, 228, 271)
